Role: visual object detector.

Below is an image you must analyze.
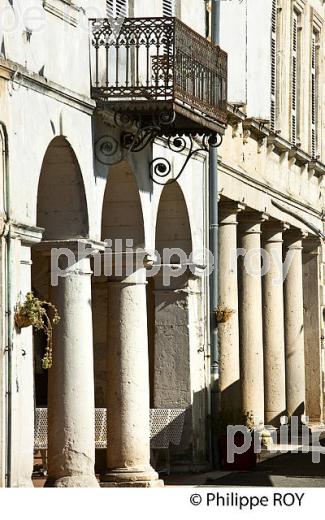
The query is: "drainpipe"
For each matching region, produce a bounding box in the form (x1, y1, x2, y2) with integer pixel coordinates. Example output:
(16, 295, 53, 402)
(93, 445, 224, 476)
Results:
(0, 121, 12, 487)
(209, 0, 220, 469)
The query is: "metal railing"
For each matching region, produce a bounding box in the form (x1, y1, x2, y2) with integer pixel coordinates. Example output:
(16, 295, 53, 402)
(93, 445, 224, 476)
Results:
(90, 17, 227, 126)
(34, 408, 186, 450)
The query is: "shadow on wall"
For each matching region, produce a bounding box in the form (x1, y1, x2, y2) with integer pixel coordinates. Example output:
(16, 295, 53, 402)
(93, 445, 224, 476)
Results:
(37, 136, 89, 240)
(153, 387, 211, 475)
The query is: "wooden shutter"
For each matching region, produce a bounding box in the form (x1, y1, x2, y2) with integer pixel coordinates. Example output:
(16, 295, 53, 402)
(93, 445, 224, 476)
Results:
(106, 0, 128, 17)
(162, 0, 175, 17)
(291, 10, 298, 145)
(270, 0, 277, 131)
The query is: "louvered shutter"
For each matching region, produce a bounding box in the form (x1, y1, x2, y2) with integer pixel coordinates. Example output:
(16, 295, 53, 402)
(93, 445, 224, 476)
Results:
(291, 11, 298, 145)
(162, 0, 175, 17)
(106, 0, 128, 17)
(270, 0, 277, 131)
(311, 31, 318, 159)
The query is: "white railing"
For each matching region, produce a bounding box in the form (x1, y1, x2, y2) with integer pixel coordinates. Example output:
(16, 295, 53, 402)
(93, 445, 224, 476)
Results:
(35, 408, 186, 450)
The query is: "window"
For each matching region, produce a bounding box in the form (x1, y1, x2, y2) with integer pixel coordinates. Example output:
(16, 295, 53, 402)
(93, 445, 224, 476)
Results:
(162, 0, 175, 17)
(291, 9, 301, 145)
(270, 0, 277, 131)
(311, 30, 320, 159)
(106, 0, 129, 18)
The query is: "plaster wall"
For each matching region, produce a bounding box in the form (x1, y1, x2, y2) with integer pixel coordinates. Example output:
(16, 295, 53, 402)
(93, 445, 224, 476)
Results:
(219, 0, 273, 118)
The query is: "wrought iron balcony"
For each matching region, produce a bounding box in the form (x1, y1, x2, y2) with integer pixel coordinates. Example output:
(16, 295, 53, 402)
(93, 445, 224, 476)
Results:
(90, 17, 227, 136)
(90, 17, 227, 184)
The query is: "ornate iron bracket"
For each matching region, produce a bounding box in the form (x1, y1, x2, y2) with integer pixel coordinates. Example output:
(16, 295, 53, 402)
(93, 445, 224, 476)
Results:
(149, 133, 223, 185)
(95, 110, 223, 185)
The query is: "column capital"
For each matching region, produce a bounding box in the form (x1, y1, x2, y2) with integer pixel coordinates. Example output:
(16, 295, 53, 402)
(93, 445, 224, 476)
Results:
(107, 271, 147, 286)
(303, 236, 322, 255)
(262, 221, 290, 243)
(33, 238, 105, 255)
(34, 239, 104, 277)
(10, 222, 44, 246)
(284, 229, 308, 249)
(105, 250, 156, 284)
(219, 200, 246, 225)
(107, 250, 155, 268)
(239, 211, 269, 234)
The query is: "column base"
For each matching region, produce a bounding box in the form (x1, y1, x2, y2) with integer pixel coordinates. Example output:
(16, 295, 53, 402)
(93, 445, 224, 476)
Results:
(12, 478, 33, 488)
(45, 475, 100, 488)
(100, 466, 164, 488)
(259, 428, 275, 449)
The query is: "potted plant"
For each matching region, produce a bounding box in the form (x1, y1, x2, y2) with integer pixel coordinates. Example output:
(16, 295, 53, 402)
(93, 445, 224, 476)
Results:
(215, 304, 235, 324)
(215, 409, 257, 471)
(14, 292, 60, 369)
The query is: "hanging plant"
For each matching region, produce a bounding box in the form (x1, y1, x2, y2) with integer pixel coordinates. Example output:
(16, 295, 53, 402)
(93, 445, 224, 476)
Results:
(215, 304, 235, 324)
(14, 292, 60, 369)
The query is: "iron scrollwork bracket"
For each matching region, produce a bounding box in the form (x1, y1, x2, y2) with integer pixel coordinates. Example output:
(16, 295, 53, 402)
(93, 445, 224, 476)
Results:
(95, 111, 156, 167)
(149, 132, 223, 186)
(95, 109, 223, 185)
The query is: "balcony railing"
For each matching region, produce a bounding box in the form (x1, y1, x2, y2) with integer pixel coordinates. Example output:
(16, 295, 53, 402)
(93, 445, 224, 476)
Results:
(90, 17, 227, 135)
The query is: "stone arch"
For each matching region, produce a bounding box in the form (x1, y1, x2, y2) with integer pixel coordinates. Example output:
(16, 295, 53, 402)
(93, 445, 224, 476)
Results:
(37, 136, 89, 240)
(101, 161, 145, 247)
(155, 181, 192, 260)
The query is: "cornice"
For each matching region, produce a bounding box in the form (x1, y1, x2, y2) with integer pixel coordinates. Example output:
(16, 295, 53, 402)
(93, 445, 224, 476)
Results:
(292, 0, 306, 15)
(311, 6, 324, 32)
(0, 59, 95, 115)
(42, 0, 81, 27)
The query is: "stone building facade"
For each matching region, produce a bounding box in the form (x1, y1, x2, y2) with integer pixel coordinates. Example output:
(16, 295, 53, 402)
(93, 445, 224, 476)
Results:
(0, 0, 324, 488)
(217, 0, 325, 430)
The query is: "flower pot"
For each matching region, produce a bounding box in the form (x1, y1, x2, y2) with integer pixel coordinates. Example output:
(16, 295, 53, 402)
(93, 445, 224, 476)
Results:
(216, 307, 234, 324)
(15, 314, 33, 329)
(218, 431, 256, 471)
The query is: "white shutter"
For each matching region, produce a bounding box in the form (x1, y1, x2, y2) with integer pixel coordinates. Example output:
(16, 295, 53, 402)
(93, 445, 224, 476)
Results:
(311, 31, 319, 159)
(291, 10, 298, 145)
(106, 0, 128, 17)
(162, 0, 175, 17)
(270, 0, 277, 131)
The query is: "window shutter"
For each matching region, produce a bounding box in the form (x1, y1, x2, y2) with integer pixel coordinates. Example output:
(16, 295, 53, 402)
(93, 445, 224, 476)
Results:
(311, 31, 318, 159)
(270, 0, 277, 131)
(291, 11, 298, 145)
(106, 0, 114, 16)
(106, 0, 128, 17)
(163, 0, 175, 17)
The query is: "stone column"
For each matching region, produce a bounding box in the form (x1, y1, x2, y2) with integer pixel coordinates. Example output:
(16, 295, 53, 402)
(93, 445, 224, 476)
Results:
(46, 245, 98, 487)
(284, 230, 306, 419)
(303, 238, 322, 424)
(101, 254, 162, 487)
(262, 222, 287, 427)
(238, 212, 267, 426)
(218, 201, 244, 410)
